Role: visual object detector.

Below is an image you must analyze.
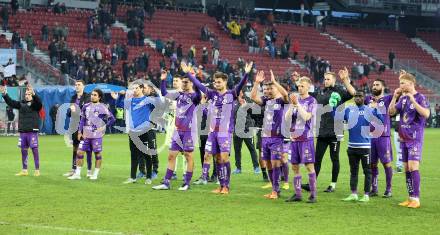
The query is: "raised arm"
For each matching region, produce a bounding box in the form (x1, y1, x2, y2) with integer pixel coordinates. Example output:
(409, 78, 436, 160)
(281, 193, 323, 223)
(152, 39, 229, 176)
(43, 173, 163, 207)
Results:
(388, 88, 402, 116)
(233, 61, 253, 96)
(182, 62, 208, 94)
(1, 86, 21, 109)
(250, 70, 265, 105)
(284, 94, 297, 121)
(338, 67, 356, 96)
(30, 94, 43, 112)
(270, 70, 289, 102)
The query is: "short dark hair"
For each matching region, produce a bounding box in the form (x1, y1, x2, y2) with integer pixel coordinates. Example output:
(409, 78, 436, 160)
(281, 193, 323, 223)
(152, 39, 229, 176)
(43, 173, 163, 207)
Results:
(213, 72, 228, 81)
(75, 80, 86, 85)
(374, 79, 386, 87)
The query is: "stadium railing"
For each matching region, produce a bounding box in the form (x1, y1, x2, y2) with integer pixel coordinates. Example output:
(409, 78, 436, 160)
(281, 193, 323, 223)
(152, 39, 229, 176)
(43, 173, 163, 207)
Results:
(17, 49, 75, 86)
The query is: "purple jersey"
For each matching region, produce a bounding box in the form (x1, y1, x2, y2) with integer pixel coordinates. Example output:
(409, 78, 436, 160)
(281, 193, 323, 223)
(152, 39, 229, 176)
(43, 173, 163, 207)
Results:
(206, 90, 237, 133)
(365, 95, 392, 137)
(161, 80, 200, 132)
(290, 96, 317, 141)
(395, 93, 429, 143)
(79, 103, 115, 139)
(261, 97, 286, 138)
(187, 72, 248, 134)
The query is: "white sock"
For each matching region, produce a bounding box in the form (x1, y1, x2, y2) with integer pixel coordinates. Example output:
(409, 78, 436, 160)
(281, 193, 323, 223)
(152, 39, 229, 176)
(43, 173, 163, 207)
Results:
(93, 168, 100, 177)
(87, 170, 92, 174)
(75, 167, 82, 176)
(330, 182, 336, 188)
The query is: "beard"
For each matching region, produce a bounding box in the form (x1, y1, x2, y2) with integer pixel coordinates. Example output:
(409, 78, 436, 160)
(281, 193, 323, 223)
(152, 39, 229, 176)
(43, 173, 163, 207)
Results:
(372, 89, 382, 96)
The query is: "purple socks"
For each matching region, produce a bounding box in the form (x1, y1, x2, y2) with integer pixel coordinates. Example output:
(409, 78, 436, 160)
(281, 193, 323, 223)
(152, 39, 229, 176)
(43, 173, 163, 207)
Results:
(184, 171, 193, 185)
(411, 170, 420, 198)
(164, 168, 174, 186)
(385, 166, 393, 192)
(272, 167, 281, 193)
(21, 148, 39, 170)
(202, 163, 210, 181)
(21, 149, 28, 170)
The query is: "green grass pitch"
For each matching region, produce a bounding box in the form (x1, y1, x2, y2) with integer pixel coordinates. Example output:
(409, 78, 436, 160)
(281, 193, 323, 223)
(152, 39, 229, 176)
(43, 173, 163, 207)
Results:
(1, 129, 440, 234)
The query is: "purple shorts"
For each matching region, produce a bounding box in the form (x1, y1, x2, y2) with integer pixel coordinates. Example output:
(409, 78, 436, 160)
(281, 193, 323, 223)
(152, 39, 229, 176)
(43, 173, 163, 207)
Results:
(18, 132, 39, 149)
(79, 138, 103, 153)
(371, 136, 393, 164)
(170, 131, 195, 152)
(401, 141, 422, 162)
(261, 137, 284, 161)
(205, 132, 232, 155)
(290, 139, 315, 164)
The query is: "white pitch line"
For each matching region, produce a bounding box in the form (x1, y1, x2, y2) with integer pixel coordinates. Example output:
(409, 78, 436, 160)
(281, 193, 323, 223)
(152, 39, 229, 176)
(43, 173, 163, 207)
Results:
(0, 221, 135, 235)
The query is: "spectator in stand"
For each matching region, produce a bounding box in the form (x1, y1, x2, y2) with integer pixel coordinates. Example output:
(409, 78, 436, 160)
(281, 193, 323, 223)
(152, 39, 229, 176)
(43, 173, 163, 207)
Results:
(127, 28, 137, 46)
(138, 29, 145, 46)
(11, 0, 19, 15)
(227, 20, 241, 40)
(1, 6, 9, 31)
(292, 39, 300, 60)
(25, 33, 35, 53)
(87, 17, 94, 39)
(41, 24, 49, 41)
(212, 47, 220, 66)
(48, 38, 58, 66)
(176, 44, 183, 60)
(201, 24, 209, 41)
(202, 47, 209, 65)
(212, 36, 220, 50)
(6, 105, 16, 135)
(388, 51, 395, 69)
(281, 40, 289, 59)
(188, 45, 196, 65)
(351, 62, 359, 80)
(121, 44, 128, 60)
(304, 52, 310, 66)
(110, 0, 117, 16)
(103, 26, 111, 45)
(363, 62, 370, 77)
(11, 31, 20, 49)
(49, 104, 59, 134)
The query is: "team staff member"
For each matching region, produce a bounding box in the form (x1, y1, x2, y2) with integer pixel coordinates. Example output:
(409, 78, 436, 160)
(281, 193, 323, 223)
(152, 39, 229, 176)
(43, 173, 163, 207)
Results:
(302, 68, 356, 192)
(1, 84, 42, 176)
(63, 80, 93, 178)
(232, 90, 260, 175)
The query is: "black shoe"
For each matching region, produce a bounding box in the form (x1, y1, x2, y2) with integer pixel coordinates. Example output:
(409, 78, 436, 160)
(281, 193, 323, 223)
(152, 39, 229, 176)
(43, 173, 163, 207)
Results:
(382, 191, 392, 198)
(370, 191, 379, 197)
(307, 196, 317, 203)
(262, 173, 269, 182)
(208, 175, 217, 183)
(323, 186, 335, 193)
(285, 194, 302, 202)
(301, 184, 311, 192)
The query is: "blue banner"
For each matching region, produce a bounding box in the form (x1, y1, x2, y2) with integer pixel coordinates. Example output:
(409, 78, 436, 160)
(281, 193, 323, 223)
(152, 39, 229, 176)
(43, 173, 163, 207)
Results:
(84, 83, 126, 93)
